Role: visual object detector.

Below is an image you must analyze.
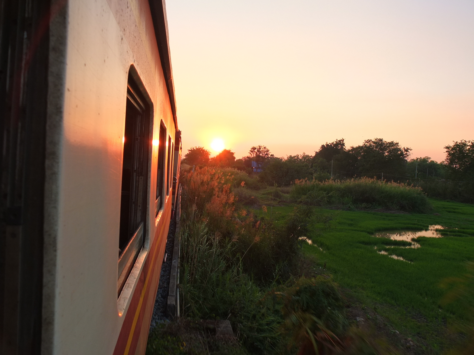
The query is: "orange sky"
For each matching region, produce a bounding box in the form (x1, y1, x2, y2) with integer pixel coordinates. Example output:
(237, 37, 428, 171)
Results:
(166, 0, 474, 162)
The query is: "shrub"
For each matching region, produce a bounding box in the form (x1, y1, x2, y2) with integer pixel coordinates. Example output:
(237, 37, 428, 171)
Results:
(291, 177, 431, 213)
(179, 168, 283, 352)
(180, 167, 236, 236)
(234, 205, 313, 284)
(219, 167, 266, 190)
(259, 156, 314, 186)
(412, 179, 474, 203)
(279, 277, 348, 354)
(179, 217, 282, 353)
(233, 187, 260, 206)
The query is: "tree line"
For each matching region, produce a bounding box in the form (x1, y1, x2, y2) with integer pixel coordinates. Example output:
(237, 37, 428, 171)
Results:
(183, 138, 474, 201)
(182, 145, 274, 172)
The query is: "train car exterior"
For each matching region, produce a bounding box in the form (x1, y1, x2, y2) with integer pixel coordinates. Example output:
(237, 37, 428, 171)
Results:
(0, 0, 180, 354)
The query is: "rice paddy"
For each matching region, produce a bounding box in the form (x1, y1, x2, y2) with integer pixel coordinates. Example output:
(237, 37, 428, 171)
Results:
(264, 199, 474, 353)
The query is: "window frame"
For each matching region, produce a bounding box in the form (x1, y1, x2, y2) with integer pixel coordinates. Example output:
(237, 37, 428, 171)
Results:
(117, 72, 153, 296)
(155, 121, 167, 215)
(166, 136, 172, 196)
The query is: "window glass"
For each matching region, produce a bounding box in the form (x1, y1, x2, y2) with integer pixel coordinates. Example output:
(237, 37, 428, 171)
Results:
(170, 143, 175, 190)
(166, 136, 171, 196)
(156, 122, 166, 214)
(118, 80, 151, 295)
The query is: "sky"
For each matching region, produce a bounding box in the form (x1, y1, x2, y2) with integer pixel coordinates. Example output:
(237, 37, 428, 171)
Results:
(166, 0, 474, 162)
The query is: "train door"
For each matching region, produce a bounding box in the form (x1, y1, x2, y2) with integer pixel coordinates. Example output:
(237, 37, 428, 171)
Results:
(0, 1, 52, 353)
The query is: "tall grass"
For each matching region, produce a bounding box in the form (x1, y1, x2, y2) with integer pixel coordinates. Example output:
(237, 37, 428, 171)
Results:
(180, 168, 310, 284)
(291, 177, 431, 212)
(179, 217, 281, 352)
(178, 168, 307, 352)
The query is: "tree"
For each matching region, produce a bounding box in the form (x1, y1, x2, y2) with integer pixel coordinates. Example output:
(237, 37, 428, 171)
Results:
(444, 140, 474, 180)
(248, 145, 274, 163)
(259, 154, 315, 186)
(233, 158, 251, 173)
(349, 138, 411, 180)
(407, 157, 445, 179)
(313, 138, 346, 163)
(313, 139, 356, 179)
(209, 149, 236, 167)
(183, 147, 210, 166)
(332, 151, 358, 179)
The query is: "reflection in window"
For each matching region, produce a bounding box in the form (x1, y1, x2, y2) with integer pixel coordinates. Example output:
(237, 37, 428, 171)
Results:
(156, 122, 166, 214)
(118, 79, 151, 295)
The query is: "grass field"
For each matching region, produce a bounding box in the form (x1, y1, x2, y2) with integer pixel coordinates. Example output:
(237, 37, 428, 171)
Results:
(256, 199, 474, 353)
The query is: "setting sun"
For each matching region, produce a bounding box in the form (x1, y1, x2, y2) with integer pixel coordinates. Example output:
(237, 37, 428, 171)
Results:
(211, 138, 225, 153)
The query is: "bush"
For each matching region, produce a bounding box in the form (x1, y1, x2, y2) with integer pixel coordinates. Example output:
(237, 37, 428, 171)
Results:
(259, 156, 314, 186)
(179, 168, 283, 352)
(412, 179, 474, 203)
(291, 177, 431, 213)
(180, 167, 236, 236)
(233, 187, 260, 206)
(234, 205, 313, 284)
(279, 277, 348, 354)
(281, 277, 348, 336)
(179, 217, 282, 353)
(219, 168, 266, 190)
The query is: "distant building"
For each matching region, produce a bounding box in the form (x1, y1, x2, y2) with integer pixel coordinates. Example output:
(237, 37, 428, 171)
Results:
(251, 161, 263, 173)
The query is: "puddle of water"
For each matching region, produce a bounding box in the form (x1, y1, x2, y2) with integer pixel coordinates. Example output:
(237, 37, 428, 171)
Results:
(374, 225, 445, 243)
(373, 225, 446, 262)
(299, 236, 313, 245)
(299, 237, 324, 252)
(377, 250, 411, 263)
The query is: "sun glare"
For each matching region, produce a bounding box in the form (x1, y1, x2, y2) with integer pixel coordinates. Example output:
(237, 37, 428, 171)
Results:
(211, 138, 225, 153)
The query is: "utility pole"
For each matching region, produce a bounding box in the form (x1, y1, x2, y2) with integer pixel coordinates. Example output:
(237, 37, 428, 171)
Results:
(415, 162, 418, 179)
(331, 159, 333, 179)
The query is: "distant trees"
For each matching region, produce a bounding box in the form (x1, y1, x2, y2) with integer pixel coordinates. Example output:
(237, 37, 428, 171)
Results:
(313, 138, 345, 162)
(248, 145, 274, 163)
(349, 138, 411, 179)
(407, 157, 445, 180)
(312, 139, 357, 179)
(183, 147, 240, 169)
(180, 139, 474, 202)
(210, 149, 236, 167)
(258, 138, 413, 186)
(444, 140, 474, 181)
(408, 141, 474, 203)
(183, 147, 210, 166)
(259, 154, 315, 186)
(311, 138, 411, 181)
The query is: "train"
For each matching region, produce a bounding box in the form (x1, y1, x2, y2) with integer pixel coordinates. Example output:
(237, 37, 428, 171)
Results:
(1, 0, 181, 354)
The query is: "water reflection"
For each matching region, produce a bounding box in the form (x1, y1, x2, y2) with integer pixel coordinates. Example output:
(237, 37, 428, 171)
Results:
(377, 250, 411, 263)
(299, 237, 324, 252)
(374, 225, 445, 242)
(373, 225, 446, 262)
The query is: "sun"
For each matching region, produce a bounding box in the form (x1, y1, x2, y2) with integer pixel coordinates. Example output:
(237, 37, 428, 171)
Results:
(211, 138, 225, 153)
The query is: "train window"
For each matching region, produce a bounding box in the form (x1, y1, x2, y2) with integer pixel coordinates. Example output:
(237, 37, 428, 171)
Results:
(156, 122, 167, 215)
(170, 143, 175, 190)
(166, 137, 172, 196)
(118, 78, 152, 295)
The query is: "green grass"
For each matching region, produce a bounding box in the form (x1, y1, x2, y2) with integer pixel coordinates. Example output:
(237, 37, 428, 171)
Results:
(262, 199, 474, 353)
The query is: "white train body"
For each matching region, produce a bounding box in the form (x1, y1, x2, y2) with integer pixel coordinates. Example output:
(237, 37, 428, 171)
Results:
(0, 1, 181, 354)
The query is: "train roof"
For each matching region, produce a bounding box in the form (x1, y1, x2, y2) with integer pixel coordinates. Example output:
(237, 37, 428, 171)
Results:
(149, 0, 178, 128)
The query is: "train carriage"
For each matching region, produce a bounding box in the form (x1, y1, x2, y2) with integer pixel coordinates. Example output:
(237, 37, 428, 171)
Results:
(0, 0, 181, 354)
